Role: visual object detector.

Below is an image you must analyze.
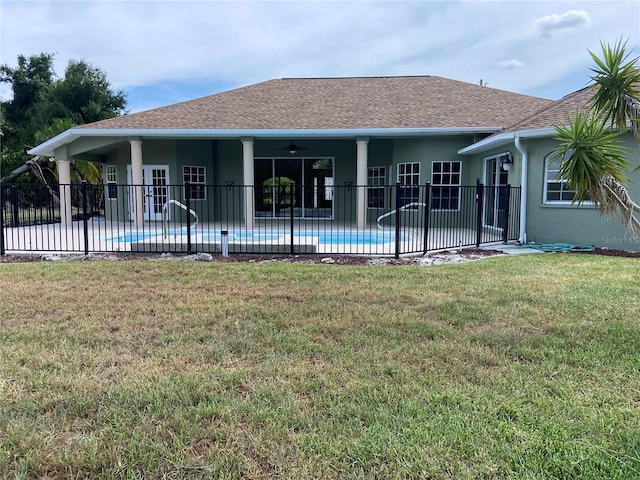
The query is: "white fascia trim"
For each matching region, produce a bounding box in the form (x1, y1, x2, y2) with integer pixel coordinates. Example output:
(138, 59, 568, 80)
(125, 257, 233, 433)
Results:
(29, 126, 502, 157)
(458, 127, 558, 155)
(27, 129, 78, 156)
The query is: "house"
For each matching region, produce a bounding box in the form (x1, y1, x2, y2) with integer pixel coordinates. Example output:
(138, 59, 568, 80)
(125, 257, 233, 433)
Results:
(27, 75, 640, 252)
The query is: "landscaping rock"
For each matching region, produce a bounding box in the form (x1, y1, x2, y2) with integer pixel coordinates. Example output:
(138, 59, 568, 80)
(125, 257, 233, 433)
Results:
(196, 252, 213, 262)
(366, 258, 391, 265)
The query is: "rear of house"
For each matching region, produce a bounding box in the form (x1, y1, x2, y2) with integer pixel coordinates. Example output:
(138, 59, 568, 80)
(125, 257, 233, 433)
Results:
(11, 75, 639, 254)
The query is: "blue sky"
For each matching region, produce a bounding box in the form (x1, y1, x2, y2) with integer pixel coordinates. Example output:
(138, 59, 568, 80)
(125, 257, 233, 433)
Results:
(1, 0, 639, 114)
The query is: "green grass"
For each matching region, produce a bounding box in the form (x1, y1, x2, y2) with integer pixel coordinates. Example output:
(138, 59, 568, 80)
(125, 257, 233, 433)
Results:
(0, 254, 639, 479)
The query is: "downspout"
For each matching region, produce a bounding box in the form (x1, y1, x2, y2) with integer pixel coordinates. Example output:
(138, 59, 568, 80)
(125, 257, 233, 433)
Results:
(514, 135, 527, 243)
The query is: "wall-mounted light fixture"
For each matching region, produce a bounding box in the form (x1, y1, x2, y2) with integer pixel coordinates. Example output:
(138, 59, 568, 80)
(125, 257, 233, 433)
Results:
(500, 152, 514, 172)
(225, 180, 235, 187)
(344, 180, 354, 190)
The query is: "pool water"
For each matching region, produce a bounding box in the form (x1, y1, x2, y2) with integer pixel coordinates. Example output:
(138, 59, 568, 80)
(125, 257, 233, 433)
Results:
(107, 229, 404, 245)
(305, 232, 397, 245)
(106, 232, 156, 243)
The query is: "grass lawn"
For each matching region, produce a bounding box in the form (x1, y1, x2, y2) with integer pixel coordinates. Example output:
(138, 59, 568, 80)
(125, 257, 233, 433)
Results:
(0, 254, 639, 479)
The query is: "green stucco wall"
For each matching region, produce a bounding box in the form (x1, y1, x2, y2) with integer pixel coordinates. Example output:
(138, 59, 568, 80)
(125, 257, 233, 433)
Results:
(521, 134, 640, 251)
(391, 136, 494, 229)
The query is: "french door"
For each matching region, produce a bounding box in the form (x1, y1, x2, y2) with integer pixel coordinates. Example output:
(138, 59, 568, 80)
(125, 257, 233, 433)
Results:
(127, 165, 170, 221)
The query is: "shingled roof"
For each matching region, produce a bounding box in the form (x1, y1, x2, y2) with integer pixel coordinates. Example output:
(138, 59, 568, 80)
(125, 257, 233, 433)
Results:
(79, 76, 553, 131)
(501, 85, 596, 132)
(457, 85, 602, 155)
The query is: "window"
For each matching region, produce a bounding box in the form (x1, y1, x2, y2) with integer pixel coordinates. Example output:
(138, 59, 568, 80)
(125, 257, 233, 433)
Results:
(431, 161, 461, 210)
(367, 166, 386, 209)
(105, 165, 118, 199)
(544, 156, 585, 203)
(397, 162, 420, 206)
(183, 166, 206, 200)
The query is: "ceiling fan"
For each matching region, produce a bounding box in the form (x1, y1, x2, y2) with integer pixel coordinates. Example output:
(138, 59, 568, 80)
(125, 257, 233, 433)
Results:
(277, 141, 308, 154)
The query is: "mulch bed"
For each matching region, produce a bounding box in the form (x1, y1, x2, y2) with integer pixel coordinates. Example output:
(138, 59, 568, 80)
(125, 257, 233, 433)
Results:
(582, 248, 640, 258)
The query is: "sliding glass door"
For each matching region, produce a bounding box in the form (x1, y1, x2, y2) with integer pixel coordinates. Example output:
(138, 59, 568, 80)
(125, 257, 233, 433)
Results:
(255, 158, 333, 218)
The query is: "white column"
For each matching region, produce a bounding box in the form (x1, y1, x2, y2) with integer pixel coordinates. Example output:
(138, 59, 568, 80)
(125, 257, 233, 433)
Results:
(242, 138, 255, 229)
(356, 137, 369, 229)
(129, 139, 144, 228)
(57, 159, 72, 227)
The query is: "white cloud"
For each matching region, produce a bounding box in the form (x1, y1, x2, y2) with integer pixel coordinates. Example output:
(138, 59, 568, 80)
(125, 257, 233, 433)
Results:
(498, 60, 525, 70)
(535, 9, 592, 37)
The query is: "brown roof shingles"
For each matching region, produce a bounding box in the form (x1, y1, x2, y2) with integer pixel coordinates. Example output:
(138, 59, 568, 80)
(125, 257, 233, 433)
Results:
(501, 86, 595, 132)
(79, 76, 553, 131)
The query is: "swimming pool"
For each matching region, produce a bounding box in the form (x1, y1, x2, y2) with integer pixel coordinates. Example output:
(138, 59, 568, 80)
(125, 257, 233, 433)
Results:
(106, 229, 406, 246)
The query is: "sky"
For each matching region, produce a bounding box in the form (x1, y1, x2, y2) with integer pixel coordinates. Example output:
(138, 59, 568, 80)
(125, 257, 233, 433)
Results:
(1, 0, 639, 114)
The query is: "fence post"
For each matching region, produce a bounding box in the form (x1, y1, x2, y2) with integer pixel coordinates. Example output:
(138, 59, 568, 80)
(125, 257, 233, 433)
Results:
(290, 186, 295, 255)
(475, 180, 484, 248)
(423, 182, 430, 254)
(395, 181, 401, 259)
(185, 181, 192, 254)
(502, 185, 511, 243)
(11, 185, 19, 227)
(82, 181, 89, 255)
(0, 183, 5, 256)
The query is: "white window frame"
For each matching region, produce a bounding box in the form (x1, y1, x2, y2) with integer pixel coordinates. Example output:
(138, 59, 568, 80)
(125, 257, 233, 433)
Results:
(397, 162, 420, 206)
(183, 166, 207, 201)
(367, 166, 386, 209)
(105, 165, 118, 200)
(543, 154, 589, 204)
(431, 160, 462, 211)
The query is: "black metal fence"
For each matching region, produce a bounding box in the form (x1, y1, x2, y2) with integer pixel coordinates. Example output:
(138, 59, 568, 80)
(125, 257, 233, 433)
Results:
(1, 182, 521, 257)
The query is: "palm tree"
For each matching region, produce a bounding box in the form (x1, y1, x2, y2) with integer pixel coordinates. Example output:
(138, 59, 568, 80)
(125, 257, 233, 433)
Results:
(550, 39, 640, 238)
(589, 39, 640, 140)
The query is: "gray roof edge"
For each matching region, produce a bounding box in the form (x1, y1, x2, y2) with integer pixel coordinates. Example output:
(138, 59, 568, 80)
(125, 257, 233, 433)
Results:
(458, 127, 558, 155)
(29, 127, 503, 157)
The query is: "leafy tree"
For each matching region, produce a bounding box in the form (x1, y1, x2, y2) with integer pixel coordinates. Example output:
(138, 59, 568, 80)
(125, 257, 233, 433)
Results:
(0, 53, 55, 175)
(1, 53, 126, 183)
(550, 39, 640, 237)
(49, 60, 126, 125)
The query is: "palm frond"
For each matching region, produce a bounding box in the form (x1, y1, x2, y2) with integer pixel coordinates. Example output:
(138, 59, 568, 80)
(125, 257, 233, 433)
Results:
(588, 38, 640, 139)
(551, 112, 630, 202)
(550, 112, 640, 238)
(591, 174, 640, 239)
